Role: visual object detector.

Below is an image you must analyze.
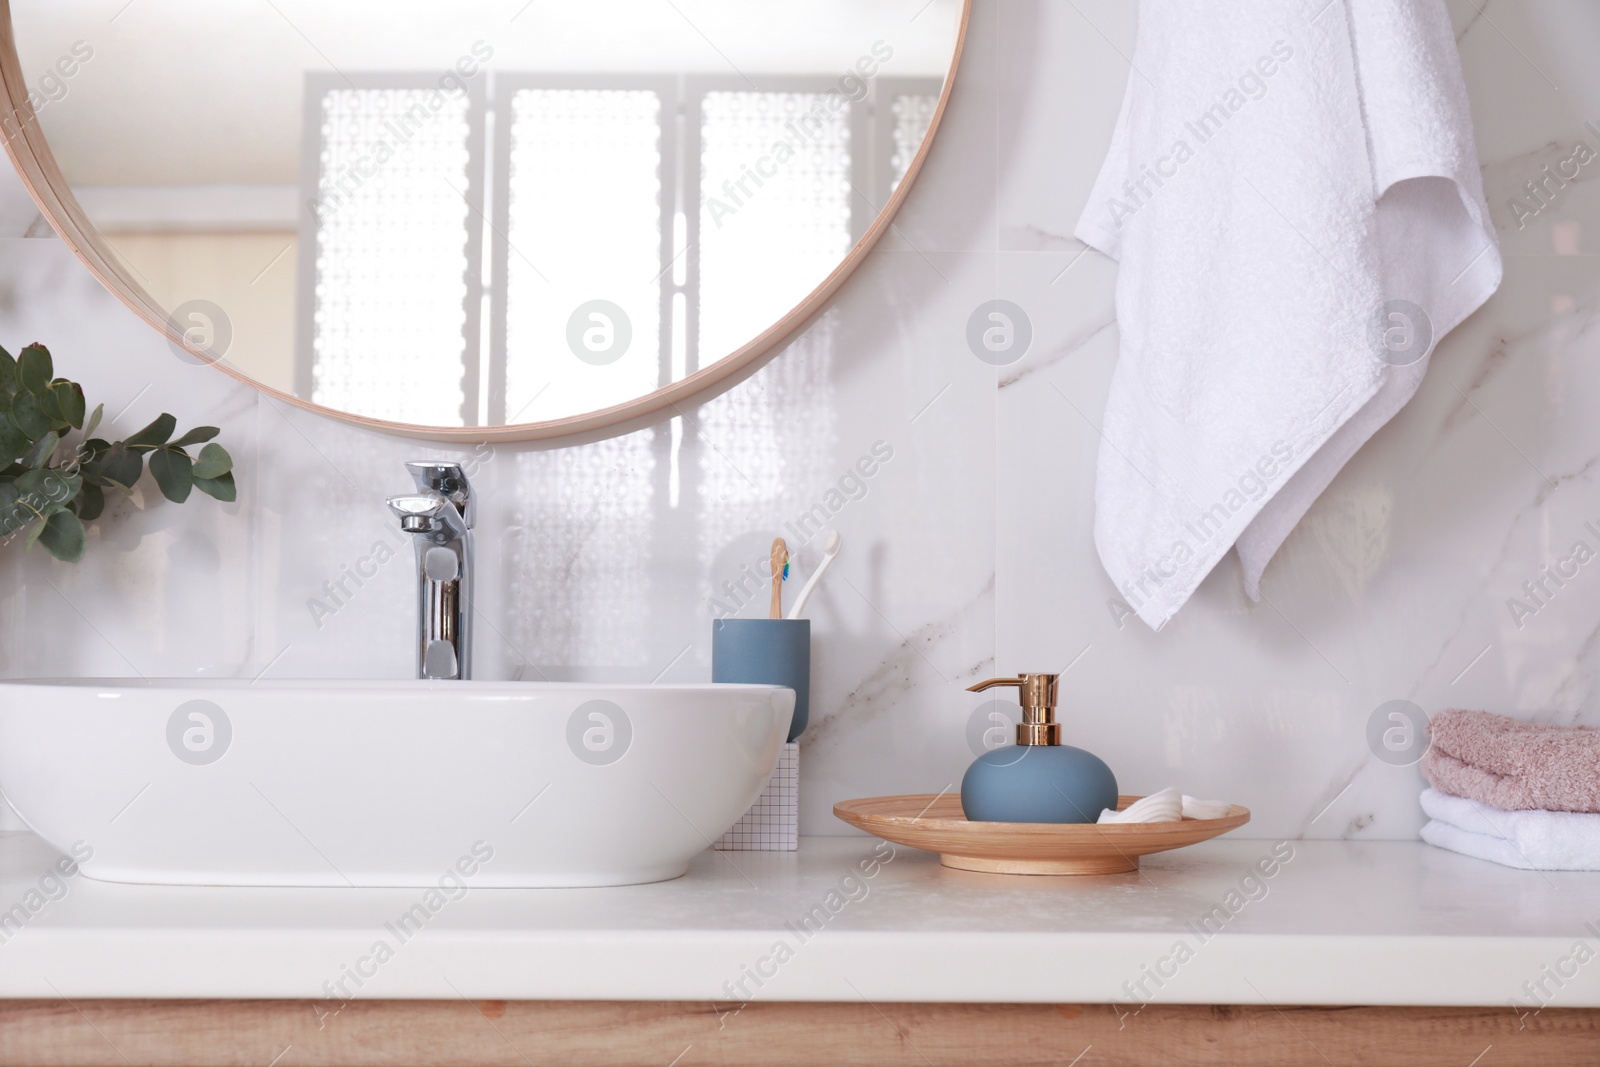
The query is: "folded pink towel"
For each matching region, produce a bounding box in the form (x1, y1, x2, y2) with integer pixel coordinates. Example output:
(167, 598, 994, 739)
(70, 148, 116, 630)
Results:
(1422, 709, 1600, 813)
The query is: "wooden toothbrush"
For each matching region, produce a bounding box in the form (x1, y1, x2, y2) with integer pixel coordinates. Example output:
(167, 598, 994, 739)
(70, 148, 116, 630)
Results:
(769, 537, 788, 619)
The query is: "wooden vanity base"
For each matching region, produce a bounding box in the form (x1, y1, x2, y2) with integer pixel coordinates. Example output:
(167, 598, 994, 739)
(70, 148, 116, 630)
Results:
(1, 1000, 1596, 1066)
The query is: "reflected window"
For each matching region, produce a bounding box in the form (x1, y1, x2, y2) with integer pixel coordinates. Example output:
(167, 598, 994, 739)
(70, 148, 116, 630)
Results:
(500, 87, 664, 425)
(890, 91, 940, 189)
(697, 90, 853, 365)
(304, 84, 478, 426)
(299, 76, 939, 427)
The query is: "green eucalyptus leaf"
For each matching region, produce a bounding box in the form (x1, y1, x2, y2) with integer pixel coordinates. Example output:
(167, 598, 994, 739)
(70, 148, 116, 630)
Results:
(123, 413, 176, 451)
(23, 511, 49, 549)
(171, 425, 220, 447)
(193, 471, 236, 503)
(192, 442, 232, 479)
(55, 472, 81, 506)
(83, 402, 103, 440)
(11, 390, 48, 439)
(20, 495, 69, 549)
(0, 346, 15, 395)
(17, 344, 51, 395)
(0, 413, 29, 468)
(36, 509, 85, 562)
(20, 430, 58, 469)
(16, 468, 80, 512)
(74, 482, 104, 522)
(49, 381, 85, 429)
(77, 437, 110, 467)
(13, 466, 49, 499)
(149, 447, 193, 502)
(92, 442, 143, 490)
(0, 480, 22, 535)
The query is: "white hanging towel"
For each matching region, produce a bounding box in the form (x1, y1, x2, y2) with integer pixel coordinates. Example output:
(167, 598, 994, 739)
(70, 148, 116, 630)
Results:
(1074, 0, 1501, 630)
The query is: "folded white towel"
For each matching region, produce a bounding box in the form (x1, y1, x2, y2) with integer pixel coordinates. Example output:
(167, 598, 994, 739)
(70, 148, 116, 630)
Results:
(1098, 786, 1233, 823)
(1419, 788, 1600, 872)
(1075, 1, 1501, 630)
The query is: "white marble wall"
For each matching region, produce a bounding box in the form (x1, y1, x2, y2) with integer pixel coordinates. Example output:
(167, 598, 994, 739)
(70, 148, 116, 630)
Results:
(1, 0, 1597, 841)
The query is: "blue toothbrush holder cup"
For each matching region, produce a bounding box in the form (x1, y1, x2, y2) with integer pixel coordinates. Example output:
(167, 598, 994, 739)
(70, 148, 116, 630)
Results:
(713, 618, 810, 742)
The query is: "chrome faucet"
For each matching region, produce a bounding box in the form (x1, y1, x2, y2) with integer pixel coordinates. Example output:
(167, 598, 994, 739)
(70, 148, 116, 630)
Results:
(386, 461, 474, 680)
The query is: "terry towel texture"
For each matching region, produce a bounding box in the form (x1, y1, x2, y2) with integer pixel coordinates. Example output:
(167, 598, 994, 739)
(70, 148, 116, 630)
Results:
(1419, 788, 1600, 872)
(1422, 709, 1600, 814)
(1074, 0, 1502, 629)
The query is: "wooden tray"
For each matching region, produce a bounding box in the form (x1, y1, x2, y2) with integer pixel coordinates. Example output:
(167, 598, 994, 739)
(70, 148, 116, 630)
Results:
(833, 793, 1251, 875)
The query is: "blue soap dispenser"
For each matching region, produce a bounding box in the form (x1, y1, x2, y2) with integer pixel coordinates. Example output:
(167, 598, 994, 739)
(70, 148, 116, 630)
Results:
(961, 672, 1118, 823)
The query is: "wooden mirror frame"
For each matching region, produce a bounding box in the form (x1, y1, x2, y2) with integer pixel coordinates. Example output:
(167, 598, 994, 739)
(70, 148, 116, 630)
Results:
(0, 0, 969, 442)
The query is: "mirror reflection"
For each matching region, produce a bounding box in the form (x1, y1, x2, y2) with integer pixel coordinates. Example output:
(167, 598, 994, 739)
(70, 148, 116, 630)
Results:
(14, 1, 962, 427)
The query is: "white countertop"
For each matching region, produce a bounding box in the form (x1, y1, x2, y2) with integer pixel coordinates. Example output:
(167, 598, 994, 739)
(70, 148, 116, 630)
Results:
(1, 831, 1596, 1008)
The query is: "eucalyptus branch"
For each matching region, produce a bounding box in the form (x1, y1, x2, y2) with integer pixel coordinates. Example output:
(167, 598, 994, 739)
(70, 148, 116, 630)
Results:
(0, 343, 236, 562)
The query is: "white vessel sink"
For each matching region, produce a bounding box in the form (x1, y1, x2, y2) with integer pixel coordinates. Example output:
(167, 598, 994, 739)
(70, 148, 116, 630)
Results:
(0, 679, 792, 887)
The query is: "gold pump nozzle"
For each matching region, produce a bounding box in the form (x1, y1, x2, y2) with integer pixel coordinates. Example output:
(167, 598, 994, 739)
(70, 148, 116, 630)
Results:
(967, 673, 1061, 746)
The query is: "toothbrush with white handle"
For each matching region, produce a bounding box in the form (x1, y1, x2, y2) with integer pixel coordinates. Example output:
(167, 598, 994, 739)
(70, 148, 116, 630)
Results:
(787, 530, 842, 619)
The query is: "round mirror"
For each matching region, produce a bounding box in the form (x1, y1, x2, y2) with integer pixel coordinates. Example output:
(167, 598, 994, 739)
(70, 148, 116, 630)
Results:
(1, 0, 967, 439)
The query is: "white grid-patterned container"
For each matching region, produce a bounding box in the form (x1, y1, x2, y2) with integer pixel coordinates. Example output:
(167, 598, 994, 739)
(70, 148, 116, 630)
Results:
(715, 743, 797, 851)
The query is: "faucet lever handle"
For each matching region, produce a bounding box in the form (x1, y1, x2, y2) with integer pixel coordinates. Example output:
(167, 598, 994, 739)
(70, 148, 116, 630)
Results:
(405, 461, 475, 528)
(386, 491, 468, 537)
